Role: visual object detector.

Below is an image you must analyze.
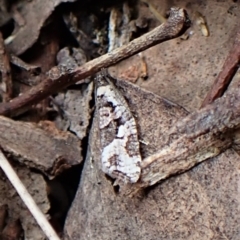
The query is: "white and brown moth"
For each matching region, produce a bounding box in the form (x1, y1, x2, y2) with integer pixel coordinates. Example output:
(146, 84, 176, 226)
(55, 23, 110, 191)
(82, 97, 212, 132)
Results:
(95, 70, 142, 183)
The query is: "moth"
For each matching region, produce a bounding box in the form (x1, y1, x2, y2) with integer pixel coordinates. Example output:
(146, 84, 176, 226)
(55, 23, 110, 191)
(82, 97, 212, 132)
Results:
(95, 70, 142, 183)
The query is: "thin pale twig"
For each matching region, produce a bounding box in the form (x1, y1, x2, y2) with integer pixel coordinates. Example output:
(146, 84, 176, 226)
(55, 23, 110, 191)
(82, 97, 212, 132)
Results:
(0, 150, 60, 240)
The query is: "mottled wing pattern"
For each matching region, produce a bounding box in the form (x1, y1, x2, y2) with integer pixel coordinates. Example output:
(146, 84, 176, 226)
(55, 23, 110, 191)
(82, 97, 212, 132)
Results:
(95, 71, 141, 183)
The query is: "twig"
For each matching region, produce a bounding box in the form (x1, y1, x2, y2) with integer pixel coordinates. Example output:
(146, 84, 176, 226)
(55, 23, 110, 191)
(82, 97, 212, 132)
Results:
(201, 29, 240, 108)
(0, 150, 60, 240)
(0, 32, 12, 102)
(108, 3, 132, 52)
(108, 7, 120, 52)
(128, 86, 240, 193)
(140, 0, 167, 23)
(0, 7, 189, 117)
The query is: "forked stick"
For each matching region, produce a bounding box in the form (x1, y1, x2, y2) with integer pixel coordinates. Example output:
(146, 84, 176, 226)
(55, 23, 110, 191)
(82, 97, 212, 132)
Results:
(0, 8, 189, 117)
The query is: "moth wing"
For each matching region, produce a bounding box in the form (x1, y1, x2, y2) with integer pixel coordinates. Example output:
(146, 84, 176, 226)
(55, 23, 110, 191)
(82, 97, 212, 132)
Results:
(95, 72, 141, 183)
